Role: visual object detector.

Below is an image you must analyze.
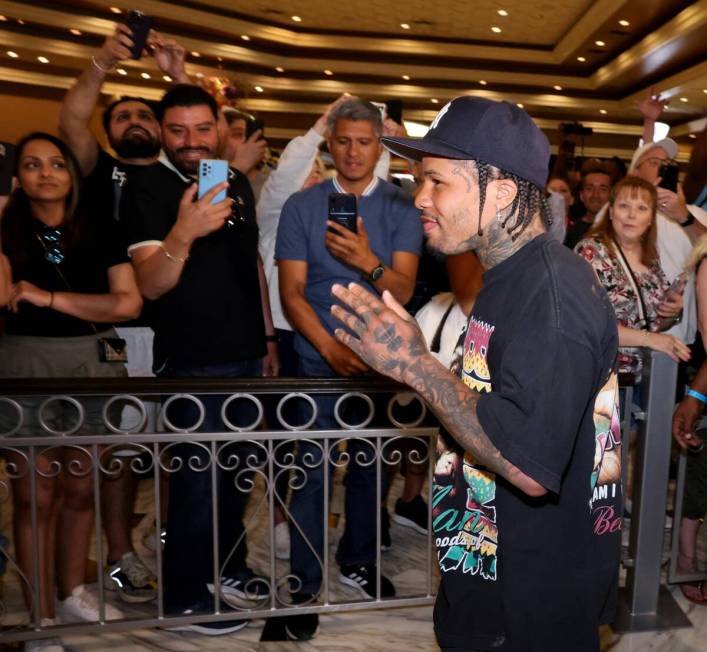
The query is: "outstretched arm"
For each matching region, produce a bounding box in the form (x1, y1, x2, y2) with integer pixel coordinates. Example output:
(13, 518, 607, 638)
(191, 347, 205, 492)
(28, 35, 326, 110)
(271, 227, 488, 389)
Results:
(330, 282, 547, 496)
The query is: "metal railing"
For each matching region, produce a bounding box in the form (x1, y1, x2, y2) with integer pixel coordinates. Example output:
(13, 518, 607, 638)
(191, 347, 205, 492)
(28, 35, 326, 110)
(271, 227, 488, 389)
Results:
(0, 377, 438, 644)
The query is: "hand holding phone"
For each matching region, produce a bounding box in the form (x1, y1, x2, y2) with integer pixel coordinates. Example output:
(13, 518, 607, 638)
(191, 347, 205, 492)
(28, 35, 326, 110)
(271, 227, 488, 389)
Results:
(245, 118, 265, 141)
(658, 163, 679, 193)
(126, 10, 153, 60)
(328, 193, 357, 233)
(198, 159, 229, 203)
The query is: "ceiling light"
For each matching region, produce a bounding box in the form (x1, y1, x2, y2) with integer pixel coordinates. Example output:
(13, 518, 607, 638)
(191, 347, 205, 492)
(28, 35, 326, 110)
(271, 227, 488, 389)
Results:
(163, 74, 172, 82)
(0, 15, 6, 21)
(595, 40, 605, 47)
(291, 15, 302, 22)
(663, 104, 669, 110)
(703, 89, 707, 94)
(680, 97, 688, 102)
(140, 72, 151, 79)
(241, 35, 250, 41)
(37, 56, 49, 64)
(577, 56, 586, 62)
(400, 23, 410, 30)
(6, 50, 19, 58)
(491, 26, 502, 33)
(599, 109, 608, 115)
(689, 134, 697, 139)
(323, 69, 333, 76)
(110, 7, 122, 13)
(479, 80, 487, 85)
(191, 51, 200, 57)
(217, 56, 223, 62)
(498, 9, 509, 17)
(254, 85, 264, 93)
(275, 66, 285, 72)
(17, 19, 24, 24)
(516, 103, 524, 108)
(116, 68, 127, 75)
(70, 28, 82, 35)
(402, 74, 410, 80)
(431, 98, 439, 104)
(553, 85, 562, 91)
(619, 20, 630, 27)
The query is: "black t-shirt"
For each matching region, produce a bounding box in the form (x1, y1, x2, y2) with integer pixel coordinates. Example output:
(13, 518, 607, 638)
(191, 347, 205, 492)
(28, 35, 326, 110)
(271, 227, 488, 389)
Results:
(433, 234, 621, 652)
(4, 217, 129, 337)
(120, 159, 266, 370)
(81, 148, 142, 223)
(564, 218, 593, 250)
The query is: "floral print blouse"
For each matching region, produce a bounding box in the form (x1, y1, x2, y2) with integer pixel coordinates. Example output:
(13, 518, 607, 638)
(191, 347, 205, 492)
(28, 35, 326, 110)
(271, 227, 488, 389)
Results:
(575, 237, 669, 376)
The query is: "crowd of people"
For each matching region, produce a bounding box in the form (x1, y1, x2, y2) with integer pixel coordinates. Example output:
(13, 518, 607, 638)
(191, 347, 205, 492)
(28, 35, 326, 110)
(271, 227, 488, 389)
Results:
(0, 19, 706, 652)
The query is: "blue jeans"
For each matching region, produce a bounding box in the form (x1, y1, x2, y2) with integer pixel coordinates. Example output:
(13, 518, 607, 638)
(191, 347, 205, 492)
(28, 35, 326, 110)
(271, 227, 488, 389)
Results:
(289, 356, 388, 594)
(159, 359, 261, 610)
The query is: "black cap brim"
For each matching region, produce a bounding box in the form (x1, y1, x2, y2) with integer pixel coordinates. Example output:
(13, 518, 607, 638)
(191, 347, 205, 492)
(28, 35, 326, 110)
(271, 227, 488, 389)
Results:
(380, 135, 472, 162)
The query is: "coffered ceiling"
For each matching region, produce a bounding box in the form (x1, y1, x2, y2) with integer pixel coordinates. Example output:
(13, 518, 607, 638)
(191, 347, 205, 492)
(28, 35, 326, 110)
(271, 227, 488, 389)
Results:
(0, 0, 706, 161)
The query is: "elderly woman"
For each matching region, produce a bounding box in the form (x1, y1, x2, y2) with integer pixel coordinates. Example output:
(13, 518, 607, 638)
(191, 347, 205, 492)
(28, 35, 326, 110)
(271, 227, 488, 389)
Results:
(575, 175, 690, 376)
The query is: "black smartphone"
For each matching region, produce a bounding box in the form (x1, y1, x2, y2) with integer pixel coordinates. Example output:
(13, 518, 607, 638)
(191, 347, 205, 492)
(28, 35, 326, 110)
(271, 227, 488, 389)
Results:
(126, 10, 153, 60)
(658, 163, 679, 193)
(328, 193, 357, 233)
(0, 141, 15, 196)
(386, 99, 404, 125)
(246, 118, 265, 140)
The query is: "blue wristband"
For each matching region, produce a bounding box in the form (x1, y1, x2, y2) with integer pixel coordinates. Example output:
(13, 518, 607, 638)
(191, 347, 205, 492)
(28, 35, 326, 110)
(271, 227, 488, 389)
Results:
(686, 388, 707, 404)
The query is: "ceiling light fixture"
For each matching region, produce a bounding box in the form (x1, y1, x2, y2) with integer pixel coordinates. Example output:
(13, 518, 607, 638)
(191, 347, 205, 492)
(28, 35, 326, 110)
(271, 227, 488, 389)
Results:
(255, 85, 264, 93)
(595, 40, 605, 47)
(599, 109, 608, 115)
(431, 98, 439, 104)
(680, 97, 688, 102)
(323, 69, 333, 76)
(516, 103, 524, 108)
(217, 56, 223, 62)
(619, 20, 630, 27)
(191, 51, 200, 57)
(6, 50, 19, 58)
(163, 74, 172, 82)
(275, 66, 285, 72)
(110, 7, 122, 13)
(479, 80, 487, 85)
(116, 68, 127, 75)
(241, 35, 250, 41)
(498, 9, 509, 17)
(0, 15, 7, 21)
(553, 85, 562, 91)
(70, 28, 82, 35)
(402, 74, 410, 80)
(400, 23, 410, 30)
(291, 15, 302, 22)
(140, 72, 150, 79)
(577, 56, 586, 62)
(37, 56, 49, 64)
(491, 26, 502, 33)
(17, 18, 24, 24)
(689, 134, 697, 139)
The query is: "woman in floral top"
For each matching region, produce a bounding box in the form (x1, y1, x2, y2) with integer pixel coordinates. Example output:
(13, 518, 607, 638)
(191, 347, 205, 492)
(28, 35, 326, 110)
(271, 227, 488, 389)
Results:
(575, 176, 689, 377)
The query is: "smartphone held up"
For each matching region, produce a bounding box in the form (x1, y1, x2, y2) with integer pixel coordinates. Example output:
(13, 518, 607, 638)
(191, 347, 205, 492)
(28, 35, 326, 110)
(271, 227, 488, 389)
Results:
(328, 193, 357, 233)
(126, 10, 153, 60)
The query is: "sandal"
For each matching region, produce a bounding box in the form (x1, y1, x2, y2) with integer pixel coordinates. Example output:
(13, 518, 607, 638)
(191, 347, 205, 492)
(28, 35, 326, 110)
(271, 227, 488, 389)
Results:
(679, 580, 707, 605)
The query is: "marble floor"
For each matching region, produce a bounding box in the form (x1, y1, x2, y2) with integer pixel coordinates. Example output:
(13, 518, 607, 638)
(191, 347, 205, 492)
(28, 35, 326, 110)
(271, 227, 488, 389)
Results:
(0, 460, 706, 651)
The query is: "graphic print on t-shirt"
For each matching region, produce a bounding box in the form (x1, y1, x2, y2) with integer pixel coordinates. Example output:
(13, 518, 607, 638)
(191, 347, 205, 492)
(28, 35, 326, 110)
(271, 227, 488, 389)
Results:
(589, 372, 623, 536)
(433, 316, 498, 582)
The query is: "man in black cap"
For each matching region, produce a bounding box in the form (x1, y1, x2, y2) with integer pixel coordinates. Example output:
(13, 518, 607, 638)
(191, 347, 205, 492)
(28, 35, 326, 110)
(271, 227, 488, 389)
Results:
(329, 96, 622, 651)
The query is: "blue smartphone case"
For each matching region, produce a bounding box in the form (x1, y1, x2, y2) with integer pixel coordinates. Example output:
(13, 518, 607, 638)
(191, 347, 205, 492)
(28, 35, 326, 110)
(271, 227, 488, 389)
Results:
(198, 159, 229, 203)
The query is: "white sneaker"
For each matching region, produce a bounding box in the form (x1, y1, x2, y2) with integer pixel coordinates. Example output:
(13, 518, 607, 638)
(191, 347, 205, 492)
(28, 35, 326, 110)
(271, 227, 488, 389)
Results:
(274, 522, 290, 560)
(58, 584, 124, 622)
(25, 619, 64, 652)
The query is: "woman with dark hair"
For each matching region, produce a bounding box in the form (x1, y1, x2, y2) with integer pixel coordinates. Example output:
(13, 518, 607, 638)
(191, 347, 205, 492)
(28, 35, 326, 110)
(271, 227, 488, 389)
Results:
(0, 132, 142, 650)
(575, 175, 690, 376)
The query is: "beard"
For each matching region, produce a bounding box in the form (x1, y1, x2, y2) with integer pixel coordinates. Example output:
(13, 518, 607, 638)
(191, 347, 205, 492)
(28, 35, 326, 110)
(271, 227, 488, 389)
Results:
(110, 127, 160, 159)
(164, 146, 214, 176)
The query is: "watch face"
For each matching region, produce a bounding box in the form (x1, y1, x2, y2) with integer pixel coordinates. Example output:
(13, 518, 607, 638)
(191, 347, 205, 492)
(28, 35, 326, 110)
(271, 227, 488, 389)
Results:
(371, 265, 384, 281)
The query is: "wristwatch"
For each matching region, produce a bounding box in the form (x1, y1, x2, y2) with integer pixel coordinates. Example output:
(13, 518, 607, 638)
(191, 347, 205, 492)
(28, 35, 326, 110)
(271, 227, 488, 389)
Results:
(367, 260, 385, 282)
(680, 210, 695, 228)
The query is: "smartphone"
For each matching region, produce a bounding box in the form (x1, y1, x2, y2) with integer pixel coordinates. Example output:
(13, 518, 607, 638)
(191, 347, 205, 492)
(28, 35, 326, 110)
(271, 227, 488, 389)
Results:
(371, 101, 387, 121)
(658, 163, 679, 193)
(0, 141, 15, 196)
(328, 193, 357, 233)
(385, 99, 403, 125)
(126, 10, 153, 60)
(665, 272, 688, 299)
(198, 159, 229, 204)
(245, 118, 265, 140)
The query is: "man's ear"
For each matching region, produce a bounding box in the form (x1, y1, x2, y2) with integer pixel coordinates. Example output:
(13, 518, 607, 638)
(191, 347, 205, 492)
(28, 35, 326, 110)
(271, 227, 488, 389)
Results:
(493, 178, 518, 211)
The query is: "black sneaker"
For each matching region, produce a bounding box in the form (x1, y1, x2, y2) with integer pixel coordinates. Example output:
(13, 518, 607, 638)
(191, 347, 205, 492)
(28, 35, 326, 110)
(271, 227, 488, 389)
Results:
(284, 592, 319, 641)
(392, 495, 429, 534)
(207, 572, 270, 609)
(338, 564, 395, 599)
(381, 507, 392, 552)
(165, 601, 248, 636)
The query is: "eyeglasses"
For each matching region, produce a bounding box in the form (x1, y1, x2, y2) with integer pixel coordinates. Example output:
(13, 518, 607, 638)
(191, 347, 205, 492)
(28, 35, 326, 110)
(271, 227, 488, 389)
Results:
(638, 156, 669, 169)
(38, 227, 65, 264)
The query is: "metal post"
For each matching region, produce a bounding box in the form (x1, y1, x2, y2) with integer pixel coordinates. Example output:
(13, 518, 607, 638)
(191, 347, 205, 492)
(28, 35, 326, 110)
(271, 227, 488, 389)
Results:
(613, 350, 691, 631)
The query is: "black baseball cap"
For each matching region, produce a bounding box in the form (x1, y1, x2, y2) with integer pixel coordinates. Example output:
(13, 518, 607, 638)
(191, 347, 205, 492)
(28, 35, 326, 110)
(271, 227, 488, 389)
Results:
(381, 96, 550, 190)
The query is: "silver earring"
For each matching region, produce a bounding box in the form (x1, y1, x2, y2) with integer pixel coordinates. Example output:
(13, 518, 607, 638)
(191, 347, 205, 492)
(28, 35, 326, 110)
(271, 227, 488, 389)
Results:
(496, 206, 502, 221)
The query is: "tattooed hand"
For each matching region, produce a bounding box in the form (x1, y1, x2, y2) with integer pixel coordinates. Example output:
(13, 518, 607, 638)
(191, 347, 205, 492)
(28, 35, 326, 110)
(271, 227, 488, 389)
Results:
(330, 282, 430, 384)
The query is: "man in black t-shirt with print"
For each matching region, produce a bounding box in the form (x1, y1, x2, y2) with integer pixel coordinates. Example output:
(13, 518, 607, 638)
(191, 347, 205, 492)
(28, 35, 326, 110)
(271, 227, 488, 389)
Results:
(121, 84, 278, 635)
(330, 97, 621, 652)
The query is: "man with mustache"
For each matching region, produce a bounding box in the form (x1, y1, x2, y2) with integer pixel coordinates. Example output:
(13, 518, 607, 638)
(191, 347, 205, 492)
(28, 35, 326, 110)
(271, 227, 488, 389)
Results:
(120, 84, 278, 635)
(58, 21, 190, 606)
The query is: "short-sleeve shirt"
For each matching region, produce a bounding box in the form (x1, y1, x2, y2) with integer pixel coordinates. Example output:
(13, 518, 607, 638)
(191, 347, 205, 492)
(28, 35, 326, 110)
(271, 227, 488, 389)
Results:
(3, 217, 129, 337)
(575, 237, 669, 375)
(433, 234, 621, 651)
(81, 148, 141, 224)
(275, 177, 422, 361)
(120, 158, 265, 371)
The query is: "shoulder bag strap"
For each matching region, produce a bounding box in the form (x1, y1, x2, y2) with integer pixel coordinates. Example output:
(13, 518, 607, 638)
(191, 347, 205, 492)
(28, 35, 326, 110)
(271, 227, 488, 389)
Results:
(610, 237, 649, 329)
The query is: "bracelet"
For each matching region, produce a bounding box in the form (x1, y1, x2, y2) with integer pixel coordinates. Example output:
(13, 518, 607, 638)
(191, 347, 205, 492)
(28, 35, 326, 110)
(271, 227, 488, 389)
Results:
(91, 56, 114, 74)
(265, 334, 279, 343)
(680, 211, 695, 228)
(686, 388, 707, 404)
(160, 243, 189, 264)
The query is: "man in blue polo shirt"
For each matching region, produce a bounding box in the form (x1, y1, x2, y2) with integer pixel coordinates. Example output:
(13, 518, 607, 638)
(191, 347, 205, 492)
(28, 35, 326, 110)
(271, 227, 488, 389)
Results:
(275, 98, 422, 640)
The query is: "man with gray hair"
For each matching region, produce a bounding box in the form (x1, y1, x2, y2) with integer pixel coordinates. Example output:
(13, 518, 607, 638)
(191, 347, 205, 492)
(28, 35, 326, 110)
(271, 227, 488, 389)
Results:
(275, 98, 422, 640)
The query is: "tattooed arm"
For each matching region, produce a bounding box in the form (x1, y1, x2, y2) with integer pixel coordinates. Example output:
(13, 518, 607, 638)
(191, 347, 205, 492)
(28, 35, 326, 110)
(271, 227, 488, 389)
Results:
(331, 282, 547, 497)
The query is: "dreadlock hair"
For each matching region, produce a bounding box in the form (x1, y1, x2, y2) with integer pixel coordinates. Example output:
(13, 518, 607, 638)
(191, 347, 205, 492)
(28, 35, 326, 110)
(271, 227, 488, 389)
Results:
(472, 160, 552, 240)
